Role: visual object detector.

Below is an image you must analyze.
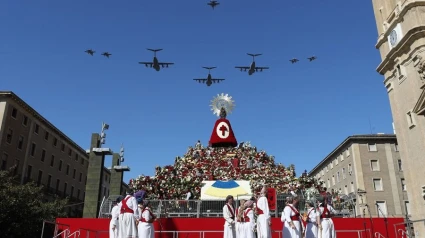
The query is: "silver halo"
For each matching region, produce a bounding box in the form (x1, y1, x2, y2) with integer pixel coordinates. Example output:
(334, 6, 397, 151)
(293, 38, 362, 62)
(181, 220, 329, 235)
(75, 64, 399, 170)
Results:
(210, 93, 235, 117)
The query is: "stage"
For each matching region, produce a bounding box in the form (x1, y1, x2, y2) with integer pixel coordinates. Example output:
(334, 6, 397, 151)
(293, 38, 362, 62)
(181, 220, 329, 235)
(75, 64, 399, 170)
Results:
(52, 217, 406, 238)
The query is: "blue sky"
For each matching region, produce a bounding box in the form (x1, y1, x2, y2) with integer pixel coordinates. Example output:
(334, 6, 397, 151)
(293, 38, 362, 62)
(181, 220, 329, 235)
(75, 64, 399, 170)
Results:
(0, 0, 393, 183)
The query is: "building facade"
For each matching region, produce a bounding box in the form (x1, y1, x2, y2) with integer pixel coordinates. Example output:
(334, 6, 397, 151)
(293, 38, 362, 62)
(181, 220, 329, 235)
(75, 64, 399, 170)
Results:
(0, 91, 124, 217)
(309, 134, 408, 218)
(370, 0, 425, 235)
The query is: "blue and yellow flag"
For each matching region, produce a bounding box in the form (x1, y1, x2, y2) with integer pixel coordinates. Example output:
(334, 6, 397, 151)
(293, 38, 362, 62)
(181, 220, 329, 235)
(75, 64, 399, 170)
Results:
(204, 180, 248, 198)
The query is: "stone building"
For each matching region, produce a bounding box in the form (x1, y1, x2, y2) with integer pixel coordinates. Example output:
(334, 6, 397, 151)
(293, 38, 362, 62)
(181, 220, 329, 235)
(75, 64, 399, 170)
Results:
(309, 134, 408, 218)
(370, 0, 425, 235)
(0, 91, 127, 217)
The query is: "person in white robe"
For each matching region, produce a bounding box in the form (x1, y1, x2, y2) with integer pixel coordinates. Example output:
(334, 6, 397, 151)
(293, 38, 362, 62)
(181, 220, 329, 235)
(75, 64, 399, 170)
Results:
(303, 200, 321, 238)
(223, 195, 236, 238)
(110, 196, 123, 238)
(243, 200, 256, 238)
(138, 200, 156, 238)
(317, 196, 337, 238)
(118, 191, 139, 238)
(281, 196, 302, 238)
(235, 199, 246, 238)
(256, 186, 271, 238)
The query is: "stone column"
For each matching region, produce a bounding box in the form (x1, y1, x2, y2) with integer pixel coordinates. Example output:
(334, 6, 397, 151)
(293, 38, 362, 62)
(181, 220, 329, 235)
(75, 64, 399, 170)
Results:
(110, 153, 124, 196)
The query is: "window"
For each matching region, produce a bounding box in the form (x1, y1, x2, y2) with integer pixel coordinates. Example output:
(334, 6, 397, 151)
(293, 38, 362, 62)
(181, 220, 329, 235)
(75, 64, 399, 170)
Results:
(332, 175, 335, 185)
(50, 155, 55, 167)
(58, 160, 62, 171)
(321, 169, 324, 176)
(330, 162, 334, 169)
(368, 143, 377, 151)
(47, 175, 52, 188)
(34, 124, 39, 134)
(348, 163, 352, 173)
(397, 65, 402, 78)
(17, 136, 24, 150)
(63, 183, 67, 197)
(6, 128, 13, 144)
(30, 143, 36, 157)
(66, 165, 69, 175)
(11, 107, 18, 118)
(77, 189, 81, 200)
(346, 149, 350, 157)
(340, 154, 344, 161)
(401, 178, 406, 191)
(70, 186, 74, 198)
(405, 201, 411, 215)
(68, 148, 72, 157)
(72, 169, 76, 179)
(26, 165, 32, 181)
(370, 160, 380, 171)
(344, 185, 348, 195)
(61, 143, 65, 152)
(373, 178, 383, 191)
(1, 153, 8, 170)
(75, 154, 78, 161)
(55, 179, 60, 193)
(398, 160, 403, 171)
(22, 115, 28, 126)
(342, 168, 346, 179)
(53, 137, 57, 147)
(376, 201, 388, 216)
(335, 158, 339, 165)
(337, 172, 340, 182)
(80, 157, 84, 165)
(44, 131, 49, 141)
(79, 172, 82, 182)
(41, 149, 46, 162)
(394, 143, 399, 151)
(37, 170, 43, 186)
(406, 111, 416, 128)
(350, 182, 354, 192)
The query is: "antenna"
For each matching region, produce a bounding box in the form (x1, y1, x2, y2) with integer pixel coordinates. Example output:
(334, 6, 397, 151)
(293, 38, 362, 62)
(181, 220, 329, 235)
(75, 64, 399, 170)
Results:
(368, 117, 375, 134)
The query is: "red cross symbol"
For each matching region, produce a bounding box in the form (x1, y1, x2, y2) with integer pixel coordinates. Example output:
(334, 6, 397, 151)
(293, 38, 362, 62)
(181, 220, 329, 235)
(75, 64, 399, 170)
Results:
(219, 124, 228, 136)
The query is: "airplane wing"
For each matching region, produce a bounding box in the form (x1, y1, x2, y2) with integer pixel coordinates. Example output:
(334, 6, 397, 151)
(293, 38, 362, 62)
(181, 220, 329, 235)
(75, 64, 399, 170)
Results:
(193, 79, 207, 83)
(255, 67, 269, 70)
(235, 66, 250, 69)
(139, 62, 153, 66)
(211, 79, 225, 83)
(158, 62, 174, 66)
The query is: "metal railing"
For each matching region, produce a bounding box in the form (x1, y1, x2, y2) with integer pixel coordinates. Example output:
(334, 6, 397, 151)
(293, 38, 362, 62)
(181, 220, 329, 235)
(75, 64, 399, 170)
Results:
(40, 220, 71, 238)
(336, 229, 371, 238)
(393, 218, 425, 238)
(375, 232, 385, 238)
(79, 227, 109, 238)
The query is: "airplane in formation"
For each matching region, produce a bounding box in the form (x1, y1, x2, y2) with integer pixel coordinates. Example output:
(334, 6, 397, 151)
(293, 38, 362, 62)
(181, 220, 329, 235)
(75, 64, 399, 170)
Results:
(308, 56, 317, 61)
(207, 0, 219, 9)
(235, 53, 269, 75)
(85, 49, 95, 56)
(289, 58, 299, 64)
(101, 52, 111, 58)
(138, 49, 174, 71)
(193, 67, 225, 87)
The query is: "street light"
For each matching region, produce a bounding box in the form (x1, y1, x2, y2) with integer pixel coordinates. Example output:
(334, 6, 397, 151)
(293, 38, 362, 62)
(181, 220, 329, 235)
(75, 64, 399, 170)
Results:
(100, 122, 109, 145)
(119, 144, 125, 163)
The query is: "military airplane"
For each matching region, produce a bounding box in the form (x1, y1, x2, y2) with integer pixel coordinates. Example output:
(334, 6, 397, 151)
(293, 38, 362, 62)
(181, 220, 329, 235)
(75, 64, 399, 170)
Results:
(193, 67, 225, 87)
(101, 52, 111, 58)
(85, 49, 95, 56)
(138, 49, 174, 71)
(207, 0, 220, 9)
(235, 53, 269, 75)
(289, 58, 299, 64)
(308, 56, 317, 61)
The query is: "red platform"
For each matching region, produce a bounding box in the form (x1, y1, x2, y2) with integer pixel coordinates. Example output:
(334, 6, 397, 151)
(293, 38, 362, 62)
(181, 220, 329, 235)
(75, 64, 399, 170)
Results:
(56, 217, 405, 238)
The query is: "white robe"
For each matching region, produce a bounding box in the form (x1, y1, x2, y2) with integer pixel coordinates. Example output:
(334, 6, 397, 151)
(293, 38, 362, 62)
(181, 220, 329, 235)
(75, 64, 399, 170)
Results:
(281, 204, 301, 238)
(256, 196, 271, 238)
(243, 208, 255, 238)
(223, 203, 236, 238)
(138, 207, 155, 238)
(235, 207, 244, 238)
(305, 207, 319, 238)
(118, 195, 139, 238)
(319, 204, 337, 238)
(109, 205, 120, 238)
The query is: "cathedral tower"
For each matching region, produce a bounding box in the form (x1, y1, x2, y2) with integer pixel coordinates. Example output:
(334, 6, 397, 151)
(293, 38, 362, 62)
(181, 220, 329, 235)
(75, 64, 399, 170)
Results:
(371, 0, 425, 235)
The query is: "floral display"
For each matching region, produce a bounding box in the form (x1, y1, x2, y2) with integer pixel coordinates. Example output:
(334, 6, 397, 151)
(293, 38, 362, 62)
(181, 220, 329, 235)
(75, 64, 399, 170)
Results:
(129, 141, 323, 200)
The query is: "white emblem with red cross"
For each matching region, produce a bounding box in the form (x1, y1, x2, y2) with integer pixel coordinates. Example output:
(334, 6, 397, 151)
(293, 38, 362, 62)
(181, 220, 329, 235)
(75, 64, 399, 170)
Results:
(216, 121, 230, 139)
